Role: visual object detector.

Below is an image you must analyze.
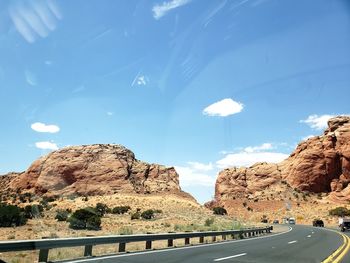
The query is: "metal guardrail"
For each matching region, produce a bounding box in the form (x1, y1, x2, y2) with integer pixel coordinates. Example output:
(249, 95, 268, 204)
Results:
(0, 226, 272, 262)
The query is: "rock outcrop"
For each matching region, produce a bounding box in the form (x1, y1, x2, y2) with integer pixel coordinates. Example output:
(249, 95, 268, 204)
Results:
(0, 144, 194, 200)
(215, 116, 350, 203)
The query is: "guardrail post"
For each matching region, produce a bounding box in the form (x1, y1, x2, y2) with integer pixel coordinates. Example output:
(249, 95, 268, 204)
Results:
(222, 235, 226, 240)
(146, 240, 152, 250)
(39, 249, 49, 263)
(199, 236, 204, 243)
(168, 239, 173, 247)
(212, 236, 216, 242)
(84, 245, 93, 257)
(38, 237, 49, 263)
(119, 242, 126, 252)
(185, 237, 190, 245)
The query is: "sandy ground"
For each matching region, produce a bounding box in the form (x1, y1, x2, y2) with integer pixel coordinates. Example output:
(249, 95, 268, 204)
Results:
(0, 193, 254, 263)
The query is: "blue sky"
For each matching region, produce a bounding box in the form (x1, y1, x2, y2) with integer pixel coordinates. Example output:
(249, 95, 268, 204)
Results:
(0, 0, 350, 203)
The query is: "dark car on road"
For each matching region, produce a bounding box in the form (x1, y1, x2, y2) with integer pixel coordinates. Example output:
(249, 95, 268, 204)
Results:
(273, 219, 279, 224)
(313, 219, 324, 227)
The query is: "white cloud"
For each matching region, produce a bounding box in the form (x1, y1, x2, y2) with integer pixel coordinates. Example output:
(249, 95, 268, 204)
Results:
(300, 114, 334, 130)
(35, 141, 58, 150)
(187, 161, 213, 171)
(302, 135, 315, 141)
(244, 143, 273, 153)
(31, 122, 60, 133)
(107, 111, 114, 116)
(152, 0, 191, 20)
(216, 151, 288, 169)
(175, 166, 216, 187)
(203, 98, 243, 117)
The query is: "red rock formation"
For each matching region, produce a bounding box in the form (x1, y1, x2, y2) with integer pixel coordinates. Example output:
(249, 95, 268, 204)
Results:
(215, 116, 350, 203)
(1, 144, 194, 200)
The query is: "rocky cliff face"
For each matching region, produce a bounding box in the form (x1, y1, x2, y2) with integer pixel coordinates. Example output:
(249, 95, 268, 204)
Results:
(215, 116, 350, 203)
(1, 144, 193, 200)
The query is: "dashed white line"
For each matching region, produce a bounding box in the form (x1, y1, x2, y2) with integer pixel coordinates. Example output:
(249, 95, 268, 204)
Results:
(288, 240, 298, 244)
(307, 235, 311, 238)
(214, 253, 247, 261)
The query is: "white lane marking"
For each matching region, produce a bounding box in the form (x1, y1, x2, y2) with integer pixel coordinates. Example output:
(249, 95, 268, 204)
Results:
(312, 231, 314, 234)
(307, 235, 311, 238)
(214, 253, 247, 261)
(66, 227, 293, 263)
(288, 240, 297, 244)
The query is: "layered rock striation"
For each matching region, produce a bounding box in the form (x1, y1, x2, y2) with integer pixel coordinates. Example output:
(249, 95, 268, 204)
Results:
(1, 144, 193, 200)
(215, 116, 350, 203)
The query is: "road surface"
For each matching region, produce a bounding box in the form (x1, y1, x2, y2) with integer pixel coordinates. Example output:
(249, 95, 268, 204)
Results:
(66, 225, 346, 263)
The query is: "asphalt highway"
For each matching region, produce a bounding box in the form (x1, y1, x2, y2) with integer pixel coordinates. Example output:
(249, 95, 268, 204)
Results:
(66, 225, 346, 263)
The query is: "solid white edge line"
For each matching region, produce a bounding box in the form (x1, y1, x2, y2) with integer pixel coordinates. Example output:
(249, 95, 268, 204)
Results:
(214, 253, 247, 261)
(66, 227, 293, 263)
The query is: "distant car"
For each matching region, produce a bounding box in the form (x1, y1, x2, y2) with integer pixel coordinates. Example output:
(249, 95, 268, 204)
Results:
(288, 218, 296, 224)
(273, 219, 279, 224)
(339, 218, 350, 232)
(312, 219, 324, 227)
(261, 219, 268, 223)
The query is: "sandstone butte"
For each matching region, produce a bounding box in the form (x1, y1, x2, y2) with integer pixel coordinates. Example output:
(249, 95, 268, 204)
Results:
(214, 115, 350, 205)
(0, 144, 194, 201)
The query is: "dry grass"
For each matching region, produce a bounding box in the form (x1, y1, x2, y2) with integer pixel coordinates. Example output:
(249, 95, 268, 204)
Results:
(0, 193, 250, 262)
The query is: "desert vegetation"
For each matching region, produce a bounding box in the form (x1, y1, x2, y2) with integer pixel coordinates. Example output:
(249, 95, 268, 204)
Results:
(329, 207, 350, 217)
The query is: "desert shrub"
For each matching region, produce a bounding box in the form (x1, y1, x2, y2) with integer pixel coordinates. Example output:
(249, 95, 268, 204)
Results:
(43, 196, 57, 203)
(23, 204, 44, 219)
(95, 203, 109, 216)
(329, 207, 350, 217)
(213, 207, 227, 215)
(19, 194, 27, 203)
(112, 206, 131, 214)
(55, 210, 70, 221)
(39, 199, 52, 210)
(86, 215, 101, 230)
(154, 209, 162, 214)
(119, 226, 133, 235)
(163, 222, 171, 228)
(205, 218, 214, 226)
(68, 216, 86, 230)
(131, 212, 141, 220)
(141, 209, 155, 220)
(247, 207, 253, 212)
(68, 207, 101, 230)
(82, 196, 88, 202)
(242, 202, 247, 207)
(0, 204, 27, 227)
